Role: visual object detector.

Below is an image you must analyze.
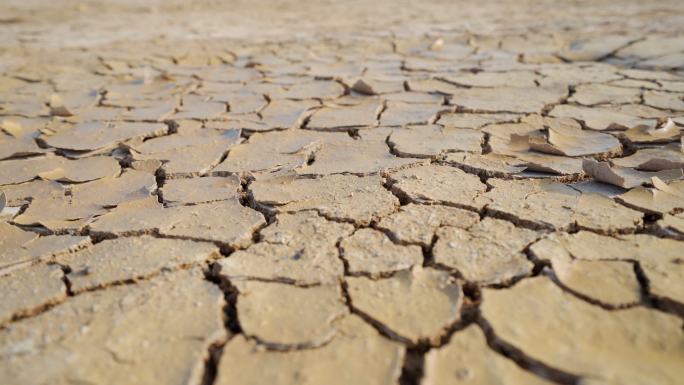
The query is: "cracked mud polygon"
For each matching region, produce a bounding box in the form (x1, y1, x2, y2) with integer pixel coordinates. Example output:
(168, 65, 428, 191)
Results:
(1, 0, 684, 384)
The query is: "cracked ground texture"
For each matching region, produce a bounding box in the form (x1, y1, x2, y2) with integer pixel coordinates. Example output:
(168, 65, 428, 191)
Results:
(1, 0, 684, 384)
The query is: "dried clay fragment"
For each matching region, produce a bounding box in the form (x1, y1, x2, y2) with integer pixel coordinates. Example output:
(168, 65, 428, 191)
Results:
(480, 178, 643, 233)
(616, 179, 684, 214)
(519, 126, 621, 157)
(389, 165, 486, 210)
(549, 104, 654, 131)
(568, 83, 641, 106)
(0, 154, 120, 186)
(423, 325, 553, 385)
(388, 125, 483, 158)
(57, 236, 219, 293)
(559, 35, 635, 62)
(612, 144, 684, 171)
(341, 228, 423, 277)
(14, 170, 157, 231)
(0, 264, 66, 325)
(251, 174, 398, 225)
(622, 118, 681, 144)
(449, 86, 567, 114)
(347, 267, 461, 344)
(0, 135, 44, 161)
(258, 99, 318, 129)
(640, 259, 684, 314)
(408, 78, 463, 94)
(433, 218, 539, 285)
(529, 231, 684, 312)
(212, 130, 348, 175)
(306, 100, 382, 131)
(0, 117, 46, 159)
(1, 231, 90, 274)
(215, 315, 404, 385)
(0, 270, 227, 385)
(569, 180, 627, 198)
(234, 281, 347, 349)
(441, 71, 539, 88)
(484, 123, 584, 176)
(89, 197, 265, 249)
(583, 158, 683, 189)
(656, 212, 684, 239)
(643, 91, 684, 111)
(171, 95, 227, 120)
(299, 129, 425, 176)
(219, 242, 343, 285)
(538, 65, 622, 86)
(530, 237, 641, 308)
(277, 80, 345, 100)
(131, 128, 241, 177)
(377, 203, 479, 247)
(161, 176, 241, 206)
(379, 102, 447, 126)
(481, 276, 684, 385)
(444, 153, 529, 179)
(437, 112, 521, 129)
(218, 211, 353, 285)
(43, 121, 167, 152)
(384, 91, 445, 104)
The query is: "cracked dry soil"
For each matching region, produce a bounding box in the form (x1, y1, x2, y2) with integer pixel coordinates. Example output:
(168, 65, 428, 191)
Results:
(1, 0, 684, 384)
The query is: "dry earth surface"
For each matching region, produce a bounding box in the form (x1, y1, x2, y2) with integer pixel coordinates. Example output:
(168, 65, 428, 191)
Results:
(1, 0, 684, 384)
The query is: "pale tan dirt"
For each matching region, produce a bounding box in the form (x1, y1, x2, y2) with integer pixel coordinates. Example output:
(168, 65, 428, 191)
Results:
(1, 0, 684, 384)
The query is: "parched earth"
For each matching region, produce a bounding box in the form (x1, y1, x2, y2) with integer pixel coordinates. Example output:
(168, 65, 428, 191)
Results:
(1, 0, 684, 384)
